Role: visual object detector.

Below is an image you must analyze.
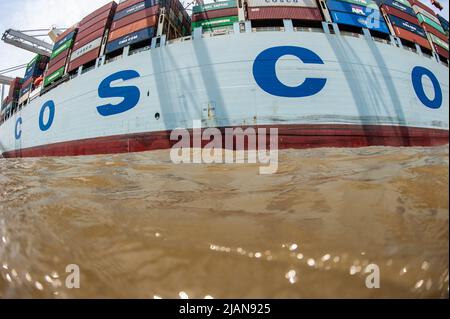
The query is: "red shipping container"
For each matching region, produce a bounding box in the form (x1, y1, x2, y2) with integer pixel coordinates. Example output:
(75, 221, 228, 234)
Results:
(80, 1, 117, 26)
(393, 25, 432, 49)
(73, 28, 106, 51)
(49, 49, 70, 66)
(67, 48, 100, 73)
(47, 57, 67, 75)
(79, 9, 114, 34)
(8, 78, 21, 97)
(77, 17, 111, 40)
(21, 77, 35, 89)
(4, 96, 12, 104)
(408, 0, 436, 16)
(247, 7, 322, 21)
(116, 0, 145, 12)
(433, 42, 449, 58)
(382, 6, 421, 25)
(111, 6, 160, 31)
(191, 8, 238, 22)
(109, 16, 158, 41)
(55, 24, 78, 43)
(422, 23, 449, 42)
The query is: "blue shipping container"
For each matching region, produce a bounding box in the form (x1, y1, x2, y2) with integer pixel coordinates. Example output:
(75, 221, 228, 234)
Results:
(53, 30, 77, 51)
(437, 14, 449, 32)
(106, 27, 155, 54)
(20, 84, 32, 96)
(113, 0, 159, 21)
(24, 64, 44, 81)
(327, 0, 382, 19)
(378, 0, 416, 17)
(330, 10, 390, 33)
(388, 14, 426, 38)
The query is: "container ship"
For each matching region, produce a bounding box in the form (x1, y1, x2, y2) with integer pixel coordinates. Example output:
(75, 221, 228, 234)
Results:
(0, 0, 448, 158)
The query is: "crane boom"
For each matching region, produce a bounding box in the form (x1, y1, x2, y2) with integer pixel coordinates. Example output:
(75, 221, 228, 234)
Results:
(0, 75, 14, 86)
(2, 29, 53, 57)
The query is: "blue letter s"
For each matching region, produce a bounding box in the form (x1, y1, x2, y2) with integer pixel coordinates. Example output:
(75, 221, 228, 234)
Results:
(97, 70, 141, 116)
(253, 46, 327, 98)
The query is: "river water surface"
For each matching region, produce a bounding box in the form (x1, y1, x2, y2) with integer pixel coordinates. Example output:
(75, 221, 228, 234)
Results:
(0, 146, 448, 298)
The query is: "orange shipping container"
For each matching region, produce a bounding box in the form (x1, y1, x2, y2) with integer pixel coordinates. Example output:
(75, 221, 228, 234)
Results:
(393, 26, 432, 50)
(108, 16, 158, 41)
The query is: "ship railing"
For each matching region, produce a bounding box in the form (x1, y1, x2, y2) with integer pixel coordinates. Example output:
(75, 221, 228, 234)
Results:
(422, 52, 433, 59)
(167, 36, 193, 45)
(339, 30, 362, 39)
(203, 29, 234, 37)
(372, 37, 390, 45)
(105, 54, 124, 65)
(252, 27, 285, 33)
(293, 27, 324, 33)
(129, 45, 151, 56)
(403, 46, 417, 54)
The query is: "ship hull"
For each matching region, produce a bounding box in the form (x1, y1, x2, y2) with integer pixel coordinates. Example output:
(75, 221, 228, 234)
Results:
(1, 31, 449, 158)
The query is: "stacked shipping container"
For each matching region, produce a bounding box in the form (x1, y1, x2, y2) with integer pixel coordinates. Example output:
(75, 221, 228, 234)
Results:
(106, 0, 160, 55)
(166, 0, 191, 37)
(106, 0, 190, 55)
(377, 0, 431, 49)
(327, 0, 390, 34)
(19, 54, 49, 104)
(246, 0, 322, 22)
(191, 0, 238, 32)
(68, 2, 118, 73)
(437, 14, 449, 36)
(1, 77, 23, 122)
(408, 0, 448, 58)
(44, 25, 79, 87)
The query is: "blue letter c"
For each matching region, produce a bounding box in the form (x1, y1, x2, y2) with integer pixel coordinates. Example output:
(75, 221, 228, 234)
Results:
(253, 46, 327, 98)
(15, 117, 22, 140)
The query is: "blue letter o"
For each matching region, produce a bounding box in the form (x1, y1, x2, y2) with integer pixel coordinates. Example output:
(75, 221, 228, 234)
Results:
(412, 66, 442, 109)
(39, 100, 55, 131)
(15, 117, 22, 140)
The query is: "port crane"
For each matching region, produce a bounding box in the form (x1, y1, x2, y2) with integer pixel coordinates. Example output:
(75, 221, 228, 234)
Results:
(1, 27, 64, 101)
(1, 29, 54, 57)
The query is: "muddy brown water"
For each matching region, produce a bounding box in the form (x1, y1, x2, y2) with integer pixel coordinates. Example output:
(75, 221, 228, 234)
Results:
(0, 146, 448, 298)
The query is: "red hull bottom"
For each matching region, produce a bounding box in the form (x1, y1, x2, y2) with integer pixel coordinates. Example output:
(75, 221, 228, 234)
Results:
(2, 124, 449, 158)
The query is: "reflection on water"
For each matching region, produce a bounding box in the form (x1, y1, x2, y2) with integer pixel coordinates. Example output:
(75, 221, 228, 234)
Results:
(0, 146, 448, 298)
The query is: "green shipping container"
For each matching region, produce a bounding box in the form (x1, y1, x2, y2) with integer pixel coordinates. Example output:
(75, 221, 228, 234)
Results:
(50, 39, 74, 61)
(44, 67, 65, 87)
(429, 33, 449, 51)
(27, 55, 42, 68)
(418, 13, 445, 34)
(393, 0, 412, 8)
(193, 0, 237, 14)
(338, 0, 379, 9)
(192, 16, 239, 30)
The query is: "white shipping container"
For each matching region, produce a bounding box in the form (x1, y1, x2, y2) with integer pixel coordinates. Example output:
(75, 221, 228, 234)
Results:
(18, 92, 30, 106)
(70, 37, 102, 62)
(246, 0, 318, 8)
